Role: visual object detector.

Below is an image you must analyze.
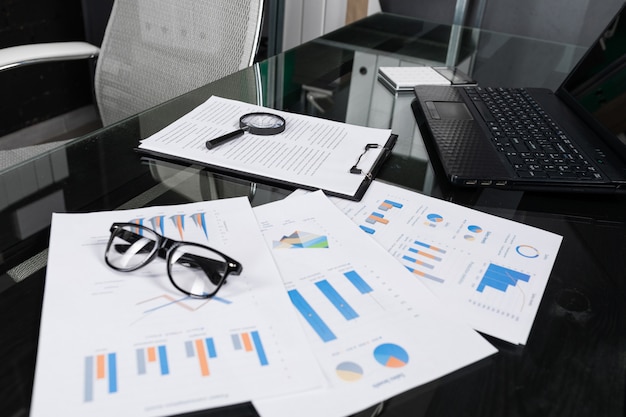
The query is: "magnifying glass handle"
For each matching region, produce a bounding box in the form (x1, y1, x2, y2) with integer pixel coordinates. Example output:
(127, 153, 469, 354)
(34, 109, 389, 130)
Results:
(206, 128, 245, 150)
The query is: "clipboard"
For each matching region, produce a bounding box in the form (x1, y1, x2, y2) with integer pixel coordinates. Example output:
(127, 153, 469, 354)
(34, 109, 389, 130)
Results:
(137, 133, 397, 201)
(136, 96, 397, 201)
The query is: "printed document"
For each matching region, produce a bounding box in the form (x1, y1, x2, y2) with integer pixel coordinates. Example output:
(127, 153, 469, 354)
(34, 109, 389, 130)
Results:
(252, 191, 496, 417)
(301, 181, 564, 345)
(138, 96, 393, 198)
(30, 198, 324, 417)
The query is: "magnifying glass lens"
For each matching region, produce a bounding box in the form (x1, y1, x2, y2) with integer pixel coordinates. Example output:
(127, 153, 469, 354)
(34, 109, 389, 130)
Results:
(241, 113, 285, 130)
(206, 111, 286, 150)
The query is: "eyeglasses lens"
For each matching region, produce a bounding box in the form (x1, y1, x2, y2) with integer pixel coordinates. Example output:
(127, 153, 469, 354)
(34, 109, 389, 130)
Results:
(106, 225, 158, 270)
(169, 244, 228, 297)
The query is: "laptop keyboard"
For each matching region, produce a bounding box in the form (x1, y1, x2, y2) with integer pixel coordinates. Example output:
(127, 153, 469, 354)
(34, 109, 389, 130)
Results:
(464, 86, 603, 181)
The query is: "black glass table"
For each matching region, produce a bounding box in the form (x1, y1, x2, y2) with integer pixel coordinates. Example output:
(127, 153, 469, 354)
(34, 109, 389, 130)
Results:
(1, 13, 624, 417)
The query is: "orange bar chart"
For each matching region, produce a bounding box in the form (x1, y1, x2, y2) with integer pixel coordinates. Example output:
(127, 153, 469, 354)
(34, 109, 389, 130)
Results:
(185, 338, 217, 377)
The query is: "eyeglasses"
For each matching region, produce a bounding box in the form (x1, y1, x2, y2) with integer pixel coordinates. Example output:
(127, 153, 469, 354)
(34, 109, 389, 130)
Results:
(104, 222, 242, 298)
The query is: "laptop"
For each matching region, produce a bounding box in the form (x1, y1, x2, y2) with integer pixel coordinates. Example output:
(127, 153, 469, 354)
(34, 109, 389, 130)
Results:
(411, 3, 626, 193)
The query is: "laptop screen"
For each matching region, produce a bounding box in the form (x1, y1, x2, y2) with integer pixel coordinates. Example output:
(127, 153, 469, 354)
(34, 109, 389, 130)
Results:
(560, 4, 626, 145)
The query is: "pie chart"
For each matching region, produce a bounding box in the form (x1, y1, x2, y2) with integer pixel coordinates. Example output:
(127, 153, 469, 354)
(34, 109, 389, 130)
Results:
(335, 361, 364, 382)
(427, 213, 444, 223)
(373, 343, 409, 368)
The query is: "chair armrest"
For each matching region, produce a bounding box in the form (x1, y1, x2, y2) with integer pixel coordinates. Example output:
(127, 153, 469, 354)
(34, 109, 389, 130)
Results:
(0, 41, 100, 72)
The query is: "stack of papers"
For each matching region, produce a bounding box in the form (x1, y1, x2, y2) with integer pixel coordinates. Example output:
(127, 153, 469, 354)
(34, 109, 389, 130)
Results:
(138, 96, 396, 201)
(31, 181, 562, 417)
(377, 66, 451, 93)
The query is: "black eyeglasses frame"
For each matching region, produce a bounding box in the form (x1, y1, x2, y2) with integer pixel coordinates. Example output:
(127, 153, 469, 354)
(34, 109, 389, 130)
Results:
(104, 222, 242, 298)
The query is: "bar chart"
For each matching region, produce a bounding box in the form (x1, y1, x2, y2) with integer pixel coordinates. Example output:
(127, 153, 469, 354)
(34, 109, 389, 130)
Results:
(128, 212, 210, 241)
(231, 331, 269, 366)
(288, 289, 337, 342)
(365, 212, 389, 226)
(190, 212, 209, 239)
(170, 214, 186, 240)
(343, 270, 373, 294)
(288, 270, 377, 343)
(359, 199, 403, 235)
(316, 280, 359, 320)
(82, 330, 272, 400)
(186, 337, 218, 377)
(136, 345, 169, 376)
(477, 263, 531, 293)
(84, 352, 117, 402)
(149, 215, 166, 235)
(401, 239, 447, 284)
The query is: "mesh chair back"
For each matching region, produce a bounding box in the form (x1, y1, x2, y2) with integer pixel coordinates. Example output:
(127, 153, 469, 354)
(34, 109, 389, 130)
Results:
(94, 0, 264, 126)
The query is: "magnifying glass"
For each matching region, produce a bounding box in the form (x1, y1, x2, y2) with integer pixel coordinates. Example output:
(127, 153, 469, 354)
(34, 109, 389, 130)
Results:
(206, 112, 286, 150)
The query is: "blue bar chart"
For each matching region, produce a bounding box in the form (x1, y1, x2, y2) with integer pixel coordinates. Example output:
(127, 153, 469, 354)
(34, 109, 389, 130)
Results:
(288, 270, 379, 343)
(84, 352, 117, 402)
(343, 270, 373, 294)
(359, 225, 376, 234)
(477, 263, 531, 293)
(288, 289, 337, 342)
(316, 280, 359, 320)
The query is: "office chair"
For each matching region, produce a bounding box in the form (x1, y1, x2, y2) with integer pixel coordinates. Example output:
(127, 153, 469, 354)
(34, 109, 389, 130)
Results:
(0, 0, 265, 286)
(0, 0, 265, 171)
